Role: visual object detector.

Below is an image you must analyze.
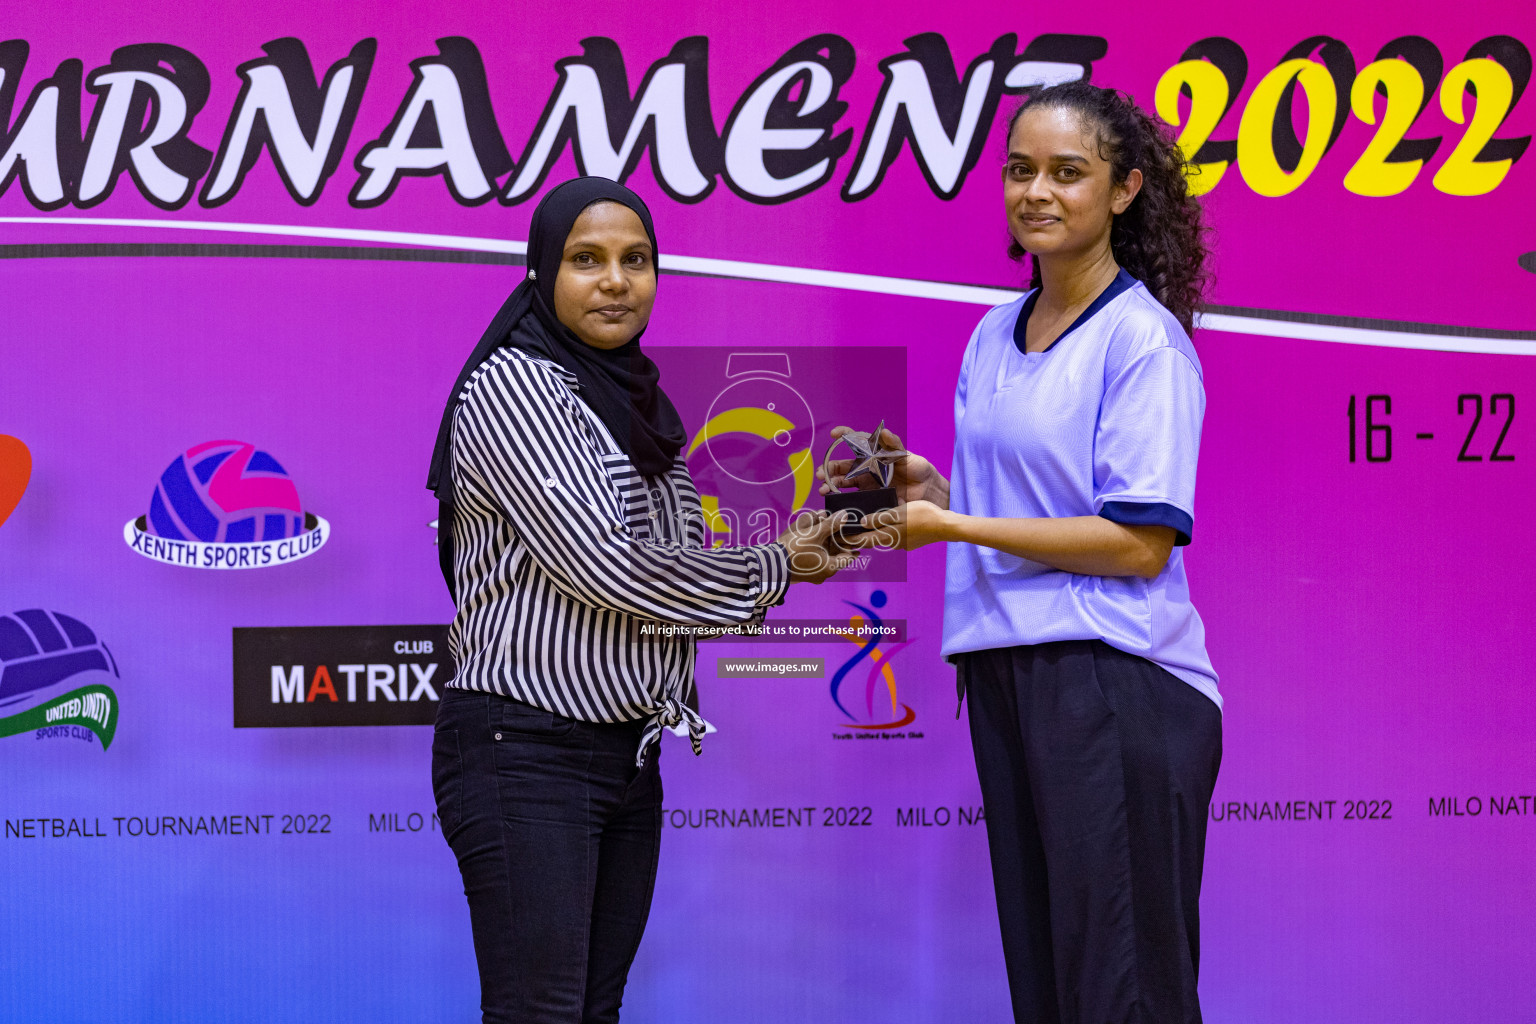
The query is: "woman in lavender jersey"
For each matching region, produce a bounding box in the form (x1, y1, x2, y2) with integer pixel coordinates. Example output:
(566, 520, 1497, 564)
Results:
(825, 82, 1221, 1024)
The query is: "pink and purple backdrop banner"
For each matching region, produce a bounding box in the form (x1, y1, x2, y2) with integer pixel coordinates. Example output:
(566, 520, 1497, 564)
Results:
(2, 2, 1533, 1021)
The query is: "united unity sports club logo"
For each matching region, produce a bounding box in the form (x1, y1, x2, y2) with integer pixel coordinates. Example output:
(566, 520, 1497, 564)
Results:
(124, 440, 329, 569)
(0, 611, 121, 750)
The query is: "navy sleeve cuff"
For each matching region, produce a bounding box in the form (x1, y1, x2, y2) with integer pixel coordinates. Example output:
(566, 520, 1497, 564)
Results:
(1099, 501, 1193, 547)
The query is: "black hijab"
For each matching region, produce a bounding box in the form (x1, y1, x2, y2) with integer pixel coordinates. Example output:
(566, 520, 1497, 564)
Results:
(426, 177, 687, 594)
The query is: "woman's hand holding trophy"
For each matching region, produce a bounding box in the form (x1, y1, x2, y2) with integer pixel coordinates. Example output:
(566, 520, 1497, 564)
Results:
(817, 423, 952, 552)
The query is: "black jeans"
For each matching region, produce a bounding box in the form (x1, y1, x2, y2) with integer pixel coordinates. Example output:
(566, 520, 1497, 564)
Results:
(432, 687, 663, 1024)
(960, 641, 1223, 1024)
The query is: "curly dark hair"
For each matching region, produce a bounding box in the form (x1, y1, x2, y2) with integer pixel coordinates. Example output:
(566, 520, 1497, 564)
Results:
(1004, 82, 1211, 335)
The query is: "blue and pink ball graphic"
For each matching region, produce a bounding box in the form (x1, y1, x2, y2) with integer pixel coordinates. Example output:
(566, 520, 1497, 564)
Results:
(146, 440, 304, 543)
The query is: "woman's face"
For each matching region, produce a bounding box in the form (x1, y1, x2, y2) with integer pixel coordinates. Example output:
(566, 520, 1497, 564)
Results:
(552, 201, 657, 350)
(1003, 105, 1140, 262)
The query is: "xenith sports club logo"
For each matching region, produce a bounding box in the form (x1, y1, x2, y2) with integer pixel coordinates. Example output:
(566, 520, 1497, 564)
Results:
(233, 625, 450, 727)
(124, 440, 328, 569)
(830, 589, 918, 736)
(0, 610, 120, 749)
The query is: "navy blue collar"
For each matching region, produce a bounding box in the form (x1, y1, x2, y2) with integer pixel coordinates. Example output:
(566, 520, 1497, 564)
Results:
(1013, 268, 1136, 355)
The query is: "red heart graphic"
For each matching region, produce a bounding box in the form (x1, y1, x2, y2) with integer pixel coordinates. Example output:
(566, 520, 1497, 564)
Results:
(0, 435, 31, 528)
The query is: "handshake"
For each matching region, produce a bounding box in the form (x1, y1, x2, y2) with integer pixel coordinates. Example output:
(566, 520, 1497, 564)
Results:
(775, 425, 953, 586)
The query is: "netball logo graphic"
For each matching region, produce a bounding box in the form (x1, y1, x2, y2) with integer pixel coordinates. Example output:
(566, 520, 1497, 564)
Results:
(124, 440, 329, 569)
(830, 590, 917, 731)
(0, 609, 120, 749)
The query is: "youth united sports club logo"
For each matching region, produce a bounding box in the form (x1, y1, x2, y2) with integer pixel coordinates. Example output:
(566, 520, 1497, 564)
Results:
(830, 589, 917, 733)
(124, 440, 328, 569)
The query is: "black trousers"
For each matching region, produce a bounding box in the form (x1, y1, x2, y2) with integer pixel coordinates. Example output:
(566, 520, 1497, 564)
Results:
(432, 687, 663, 1024)
(959, 641, 1222, 1024)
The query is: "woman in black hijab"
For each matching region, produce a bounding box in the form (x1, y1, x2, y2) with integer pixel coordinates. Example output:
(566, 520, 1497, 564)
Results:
(427, 177, 849, 1024)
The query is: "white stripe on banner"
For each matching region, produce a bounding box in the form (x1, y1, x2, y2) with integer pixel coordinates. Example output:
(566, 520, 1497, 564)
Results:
(3, 215, 1532, 356)
(1191, 312, 1536, 356)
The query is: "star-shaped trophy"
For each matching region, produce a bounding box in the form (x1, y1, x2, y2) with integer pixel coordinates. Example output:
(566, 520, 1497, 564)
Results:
(823, 421, 908, 535)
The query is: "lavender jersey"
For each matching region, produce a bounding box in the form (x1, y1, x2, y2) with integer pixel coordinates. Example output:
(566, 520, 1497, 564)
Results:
(941, 272, 1219, 708)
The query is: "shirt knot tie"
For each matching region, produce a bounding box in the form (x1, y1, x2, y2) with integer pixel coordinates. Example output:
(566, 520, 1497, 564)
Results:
(636, 696, 708, 766)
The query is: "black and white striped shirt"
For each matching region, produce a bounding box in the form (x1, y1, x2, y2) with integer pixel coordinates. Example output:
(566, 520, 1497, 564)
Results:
(445, 348, 790, 761)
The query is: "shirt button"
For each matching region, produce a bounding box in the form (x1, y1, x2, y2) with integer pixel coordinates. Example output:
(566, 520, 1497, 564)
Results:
(544, 477, 556, 487)
(494, 732, 502, 741)
(648, 511, 658, 519)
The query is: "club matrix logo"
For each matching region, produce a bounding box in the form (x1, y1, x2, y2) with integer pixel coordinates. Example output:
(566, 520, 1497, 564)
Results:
(234, 626, 449, 727)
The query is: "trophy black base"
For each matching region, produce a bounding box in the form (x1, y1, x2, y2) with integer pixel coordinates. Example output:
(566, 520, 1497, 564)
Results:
(825, 487, 897, 536)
